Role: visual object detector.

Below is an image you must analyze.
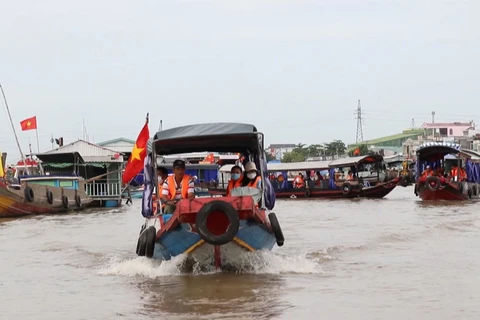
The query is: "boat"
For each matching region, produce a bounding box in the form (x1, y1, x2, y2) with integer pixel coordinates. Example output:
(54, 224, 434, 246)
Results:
(0, 152, 93, 217)
(135, 122, 283, 270)
(384, 154, 415, 187)
(414, 142, 480, 201)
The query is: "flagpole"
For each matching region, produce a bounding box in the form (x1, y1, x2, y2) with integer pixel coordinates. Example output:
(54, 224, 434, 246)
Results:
(0, 83, 27, 169)
(35, 127, 40, 153)
(145, 113, 149, 124)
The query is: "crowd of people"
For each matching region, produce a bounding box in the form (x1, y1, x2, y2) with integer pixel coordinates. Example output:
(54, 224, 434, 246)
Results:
(420, 164, 467, 181)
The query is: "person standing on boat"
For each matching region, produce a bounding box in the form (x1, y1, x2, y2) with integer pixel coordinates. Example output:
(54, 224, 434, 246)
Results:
(225, 165, 243, 196)
(161, 160, 195, 214)
(242, 162, 262, 189)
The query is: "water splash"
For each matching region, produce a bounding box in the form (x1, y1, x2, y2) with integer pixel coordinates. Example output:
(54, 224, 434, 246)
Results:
(98, 251, 322, 278)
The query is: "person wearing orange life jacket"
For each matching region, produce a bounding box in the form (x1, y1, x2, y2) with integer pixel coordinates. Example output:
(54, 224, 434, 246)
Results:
(156, 167, 168, 192)
(242, 162, 262, 189)
(293, 173, 305, 188)
(346, 170, 354, 181)
(421, 165, 434, 178)
(458, 166, 467, 181)
(225, 165, 243, 197)
(161, 159, 195, 214)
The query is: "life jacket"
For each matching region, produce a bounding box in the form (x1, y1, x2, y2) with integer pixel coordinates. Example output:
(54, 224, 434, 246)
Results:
(346, 174, 353, 181)
(166, 174, 191, 200)
(247, 175, 261, 188)
(226, 176, 243, 196)
(294, 176, 304, 188)
(450, 168, 458, 177)
(459, 168, 467, 180)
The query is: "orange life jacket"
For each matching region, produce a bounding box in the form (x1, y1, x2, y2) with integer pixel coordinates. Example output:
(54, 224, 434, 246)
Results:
(226, 176, 243, 196)
(346, 174, 353, 181)
(166, 174, 191, 200)
(459, 168, 467, 180)
(247, 176, 261, 188)
(294, 176, 304, 188)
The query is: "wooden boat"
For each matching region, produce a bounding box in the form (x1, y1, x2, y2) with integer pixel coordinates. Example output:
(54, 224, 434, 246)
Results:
(135, 122, 283, 269)
(0, 152, 93, 217)
(266, 155, 400, 199)
(414, 142, 480, 201)
(384, 155, 415, 187)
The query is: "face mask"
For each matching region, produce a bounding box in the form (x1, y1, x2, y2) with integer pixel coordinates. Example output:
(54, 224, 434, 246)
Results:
(231, 173, 240, 181)
(247, 172, 256, 180)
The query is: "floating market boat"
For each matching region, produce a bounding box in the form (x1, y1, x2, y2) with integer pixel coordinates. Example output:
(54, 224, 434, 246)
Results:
(414, 142, 480, 201)
(0, 152, 92, 217)
(135, 122, 283, 269)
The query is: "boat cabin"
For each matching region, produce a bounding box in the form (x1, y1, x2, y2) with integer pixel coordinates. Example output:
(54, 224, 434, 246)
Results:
(415, 142, 463, 181)
(328, 154, 385, 186)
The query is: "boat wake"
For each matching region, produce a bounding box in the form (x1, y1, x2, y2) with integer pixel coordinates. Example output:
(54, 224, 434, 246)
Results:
(98, 250, 323, 278)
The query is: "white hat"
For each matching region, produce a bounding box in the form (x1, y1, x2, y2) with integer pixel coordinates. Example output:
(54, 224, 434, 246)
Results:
(426, 165, 431, 169)
(244, 162, 258, 172)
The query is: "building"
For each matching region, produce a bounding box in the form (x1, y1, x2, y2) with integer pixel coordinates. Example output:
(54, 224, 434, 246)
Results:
(267, 144, 296, 160)
(38, 139, 124, 206)
(420, 121, 475, 139)
(97, 137, 135, 161)
(348, 129, 424, 151)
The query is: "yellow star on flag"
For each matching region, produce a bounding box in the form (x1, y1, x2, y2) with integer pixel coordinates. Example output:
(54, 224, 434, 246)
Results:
(27, 121, 31, 126)
(130, 143, 144, 162)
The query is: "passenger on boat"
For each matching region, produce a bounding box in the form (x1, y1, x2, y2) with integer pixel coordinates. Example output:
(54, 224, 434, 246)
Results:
(450, 165, 467, 181)
(161, 159, 195, 214)
(346, 170, 354, 181)
(293, 173, 305, 188)
(421, 165, 434, 177)
(277, 173, 285, 183)
(226, 165, 243, 197)
(156, 167, 168, 190)
(242, 162, 262, 189)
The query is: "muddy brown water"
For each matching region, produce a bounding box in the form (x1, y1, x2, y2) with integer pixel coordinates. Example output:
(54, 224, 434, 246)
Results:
(1, 187, 479, 319)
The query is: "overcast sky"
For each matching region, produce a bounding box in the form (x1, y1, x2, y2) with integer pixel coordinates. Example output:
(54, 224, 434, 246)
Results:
(1, 0, 479, 161)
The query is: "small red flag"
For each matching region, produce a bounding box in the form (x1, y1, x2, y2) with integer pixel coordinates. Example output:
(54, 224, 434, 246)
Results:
(20, 116, 37, 131)
(122, 123, 149, 184)
(353, 147, 360, 156)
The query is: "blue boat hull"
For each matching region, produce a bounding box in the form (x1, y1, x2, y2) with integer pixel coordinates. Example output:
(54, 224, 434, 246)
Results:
(146, 215, 276, 265)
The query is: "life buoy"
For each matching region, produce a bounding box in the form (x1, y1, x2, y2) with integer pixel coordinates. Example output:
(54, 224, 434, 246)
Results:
(342, 183, 351, 195)
(305, 189, 311, 197)
(425, 176, 440, 191)
(196, 200, 239, 246)
(268, 212, 284, 246)
(62, 196, 69, 208)
(24, 186, 34, 202)
(145, 226, 156, 258)
(46, 190, 53, 204)
(75, 195, 81, 207)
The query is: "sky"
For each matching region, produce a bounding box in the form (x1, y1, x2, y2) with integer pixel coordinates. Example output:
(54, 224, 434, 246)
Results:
(1, 0, 479, 161)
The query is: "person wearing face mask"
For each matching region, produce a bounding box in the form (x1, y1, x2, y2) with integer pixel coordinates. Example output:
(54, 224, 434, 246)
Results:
(243, 162, 262, 189)
(225, 165, 243, 197)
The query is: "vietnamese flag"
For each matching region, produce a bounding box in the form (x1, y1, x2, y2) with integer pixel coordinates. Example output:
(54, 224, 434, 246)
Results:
(353, 147, 360, 156)
(122, 122, 149, 184)
(20, 116, 37, 131)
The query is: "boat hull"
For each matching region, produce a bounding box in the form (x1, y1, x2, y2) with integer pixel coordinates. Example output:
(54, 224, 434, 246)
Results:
(137, 196, 280, 269)
(416, 180, 479, 201)
(0, 181, 92, 218)
(272, 178, 400, 199)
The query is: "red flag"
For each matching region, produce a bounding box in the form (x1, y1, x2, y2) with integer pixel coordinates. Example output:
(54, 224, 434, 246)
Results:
(122, 123, 149, 184)
(353, 148, 360, 156)
(20, 116, 37, 131)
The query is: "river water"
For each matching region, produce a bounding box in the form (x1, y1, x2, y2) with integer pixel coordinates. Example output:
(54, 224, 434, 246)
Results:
(1, 187, 479, 319)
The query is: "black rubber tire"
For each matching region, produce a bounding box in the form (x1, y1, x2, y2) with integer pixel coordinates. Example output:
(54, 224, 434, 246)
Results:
(305, 189, 311, 197)
(468, 188, 472, 198)
(401, 176, 409, 187)
(414, 184, 418, 196)
(46, 190, 53, 204)
(136, 232, 146, 256)
(62, 196, 69, 209)
(425, 176, 440, 192)
(75, 195, 81, 207)
(342, 183, 351, 195)
(268, 212, 284, 247)
(24, 186, 34, 202)
(472, 184, 478, 196)
(196, 200, 239, 246)
(145, 226, 156, 258)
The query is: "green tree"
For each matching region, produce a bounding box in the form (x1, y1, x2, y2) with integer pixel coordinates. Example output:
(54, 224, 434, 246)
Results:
(264, 148, 277, 161)
(325, 140, 346, 157)
(282, 150, 306, 162)
(348, 144, 370, 157)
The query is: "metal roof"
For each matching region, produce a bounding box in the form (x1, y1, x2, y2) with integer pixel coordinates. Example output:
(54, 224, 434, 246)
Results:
(328, 154, 383, 167)
(152, 123, 262, 155)
(43, 139, 123, 157)
(267, 161, 330, 171)
(35, 152, 85, 164)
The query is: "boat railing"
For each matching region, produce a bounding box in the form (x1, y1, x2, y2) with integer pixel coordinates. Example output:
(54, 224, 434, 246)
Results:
(85, 180, 122, 199)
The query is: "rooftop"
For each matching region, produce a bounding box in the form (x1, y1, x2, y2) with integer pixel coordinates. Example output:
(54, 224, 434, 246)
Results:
(348, 129, 424, 149)
(421, 121, 473, 128)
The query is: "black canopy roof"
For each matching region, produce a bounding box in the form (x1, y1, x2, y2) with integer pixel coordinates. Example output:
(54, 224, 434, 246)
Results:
(153, 122, 262, 155)
(34, 152, 85, 164)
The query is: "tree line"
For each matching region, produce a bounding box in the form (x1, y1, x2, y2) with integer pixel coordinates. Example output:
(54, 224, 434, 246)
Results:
(266, 141, 372, 163)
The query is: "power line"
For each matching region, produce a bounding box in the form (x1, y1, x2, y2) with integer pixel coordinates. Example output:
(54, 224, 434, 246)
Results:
(354, 99, 364, 143)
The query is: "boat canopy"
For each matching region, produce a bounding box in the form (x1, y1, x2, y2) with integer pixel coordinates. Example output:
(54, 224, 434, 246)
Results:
(34, 152, 85, 164)
(328, 154, 383, 168)
(157, 163, 219, 170)
(219, 164, 235, 173)
(458, 149, 480, 163)
(267, 161, 330, 172)
(415, 142, 461, 161)
(153, 122, 261, 155)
